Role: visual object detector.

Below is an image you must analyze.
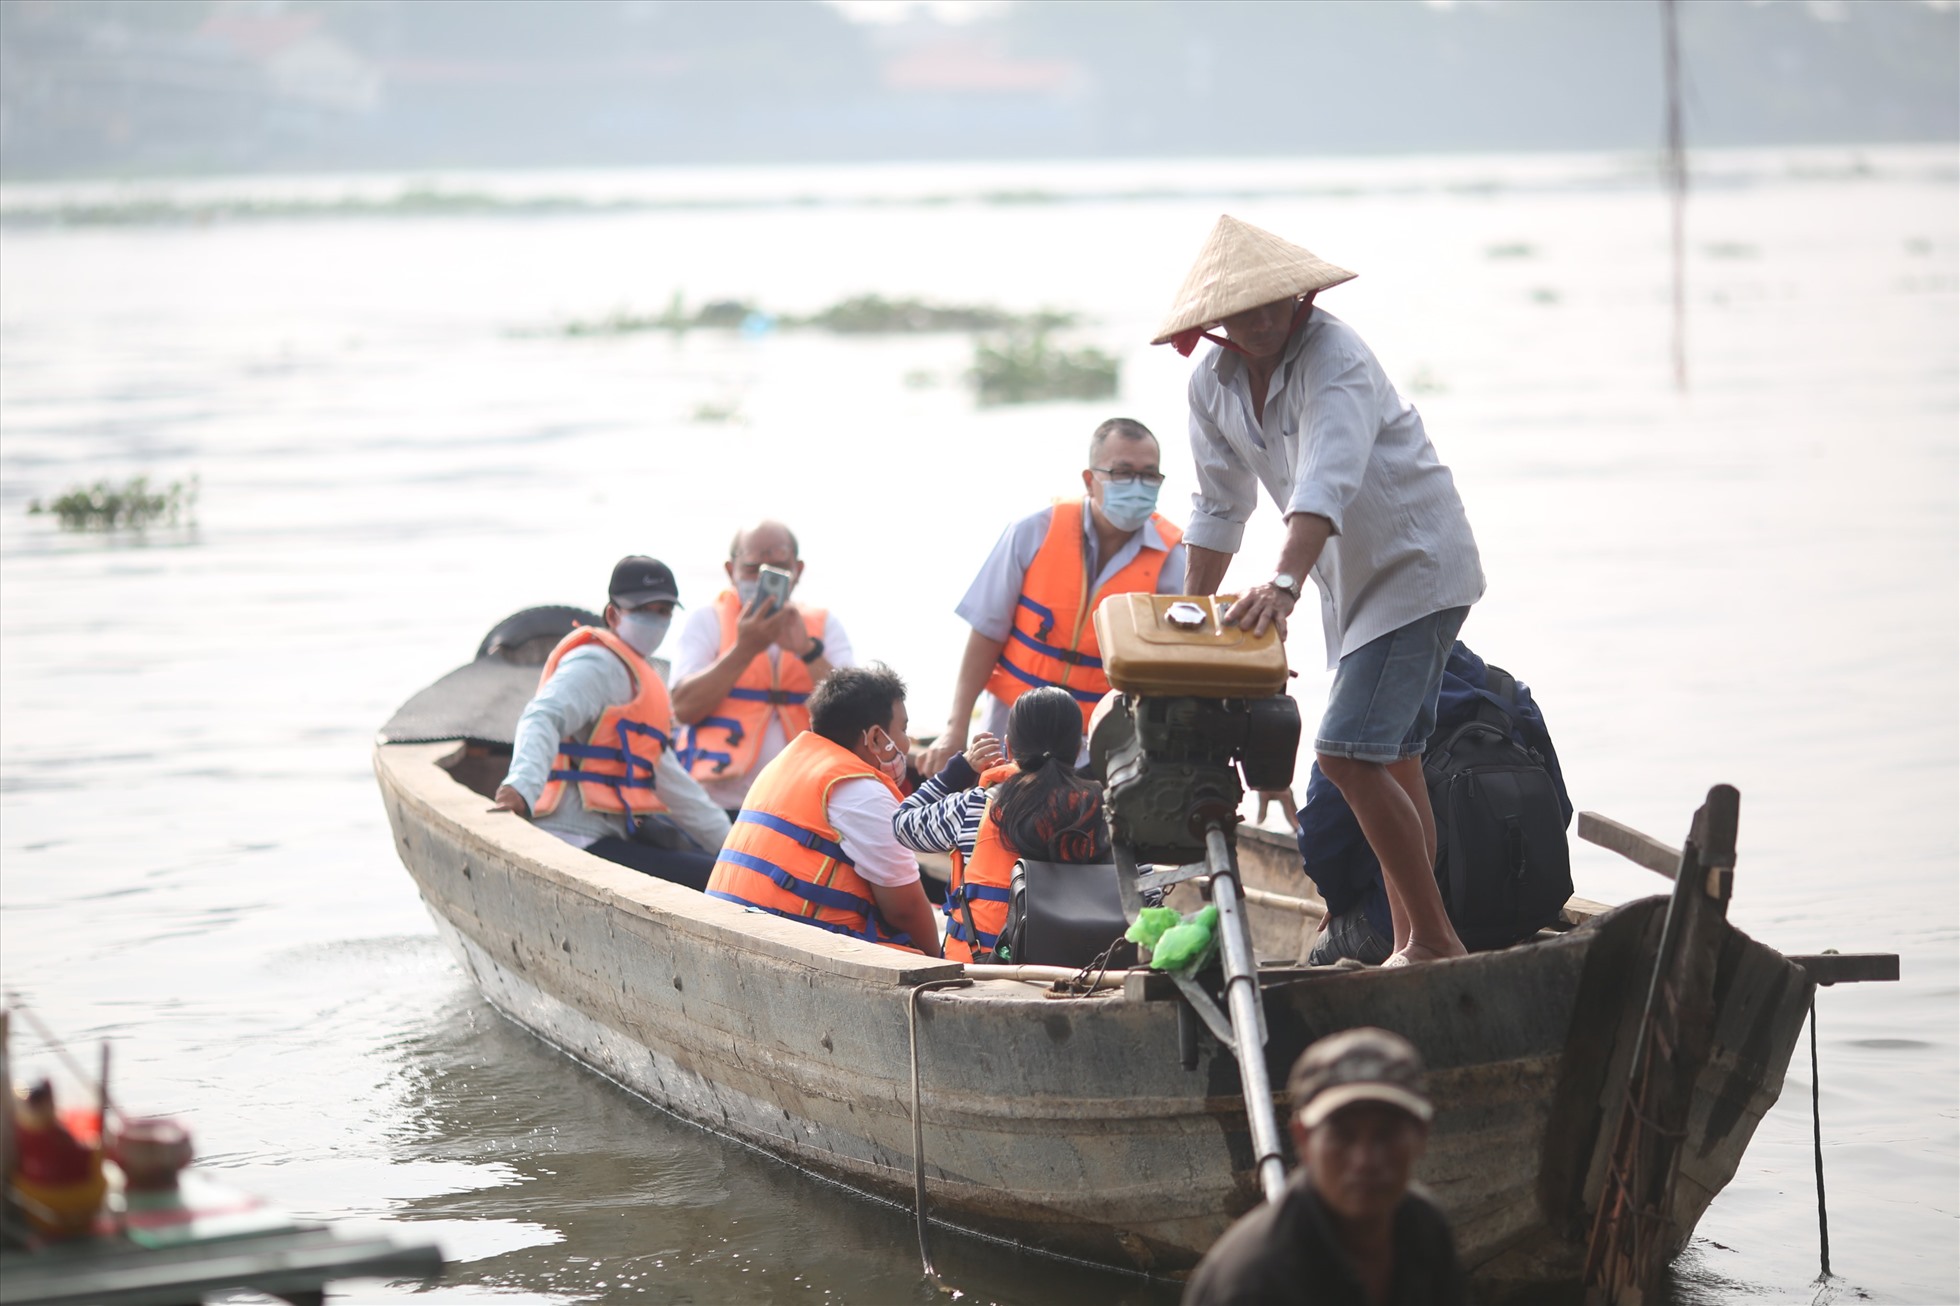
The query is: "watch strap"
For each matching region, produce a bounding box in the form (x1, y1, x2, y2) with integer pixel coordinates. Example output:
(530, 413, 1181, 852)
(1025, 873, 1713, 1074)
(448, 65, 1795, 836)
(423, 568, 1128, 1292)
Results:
(799, 636, 826, 665)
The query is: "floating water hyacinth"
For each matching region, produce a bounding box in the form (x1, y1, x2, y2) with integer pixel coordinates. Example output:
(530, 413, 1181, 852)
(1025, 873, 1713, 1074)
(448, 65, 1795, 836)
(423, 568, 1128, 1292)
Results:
(971, 331, 1119, 407)
(28, 475, 199, 532)
(554, 292, 1074, 339)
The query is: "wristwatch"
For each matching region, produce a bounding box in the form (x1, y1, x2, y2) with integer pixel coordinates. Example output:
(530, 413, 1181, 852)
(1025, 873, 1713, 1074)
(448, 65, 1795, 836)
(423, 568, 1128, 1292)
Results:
(1270, 573, 1302, 601)
(799, 637, 826, 665)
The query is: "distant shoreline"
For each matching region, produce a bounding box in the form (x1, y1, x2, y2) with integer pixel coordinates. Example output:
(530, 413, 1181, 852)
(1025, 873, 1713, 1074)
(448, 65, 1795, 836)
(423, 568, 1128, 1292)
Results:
(2, 142, 1952, 230)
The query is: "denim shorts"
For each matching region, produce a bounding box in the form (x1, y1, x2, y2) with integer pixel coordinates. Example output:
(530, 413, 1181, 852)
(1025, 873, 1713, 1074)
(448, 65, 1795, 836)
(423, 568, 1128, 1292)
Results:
(1314, 607, 1469, 765)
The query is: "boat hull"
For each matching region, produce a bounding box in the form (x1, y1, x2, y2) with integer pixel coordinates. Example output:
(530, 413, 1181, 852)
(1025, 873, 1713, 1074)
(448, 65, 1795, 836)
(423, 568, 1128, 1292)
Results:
(376, 739, 1812, 1291)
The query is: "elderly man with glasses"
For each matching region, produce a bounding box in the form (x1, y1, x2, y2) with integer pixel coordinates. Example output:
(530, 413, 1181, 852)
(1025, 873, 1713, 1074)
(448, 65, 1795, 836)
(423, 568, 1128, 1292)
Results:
(923, 417, 1187, 775)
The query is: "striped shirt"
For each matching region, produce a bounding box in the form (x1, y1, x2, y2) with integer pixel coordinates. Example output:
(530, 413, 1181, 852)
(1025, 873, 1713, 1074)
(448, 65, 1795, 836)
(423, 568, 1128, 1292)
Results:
(892, 754, 990, 858)
(1185, 307, 1485, 668)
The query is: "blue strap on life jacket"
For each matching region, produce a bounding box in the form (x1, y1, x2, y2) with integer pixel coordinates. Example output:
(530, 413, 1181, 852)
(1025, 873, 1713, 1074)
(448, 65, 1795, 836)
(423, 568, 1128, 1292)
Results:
(945, 912, 999, 949)
(733, 810, 855, 866)
(953, 881, 1014, 904)
(707, 890, 876, 941)
(555, 740, 656, 779)
(990, 655, 1105, 705)
(1007, 625, 1103, 669)
(715, 848, 875, 918)
(727, 686, 810, 706)
(676, 715, 744, 774)
(708, 891, 914, 948)
(1016, 594, 1057, 640)
(943, 879, 1012, 949)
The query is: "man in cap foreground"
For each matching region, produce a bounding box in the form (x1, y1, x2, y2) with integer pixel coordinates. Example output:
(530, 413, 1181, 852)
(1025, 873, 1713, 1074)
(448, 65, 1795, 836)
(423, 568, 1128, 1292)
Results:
(494, 555, 731, 890)
(1182, 1028, 1466, 1306)
(1154, 215, 1485, 966)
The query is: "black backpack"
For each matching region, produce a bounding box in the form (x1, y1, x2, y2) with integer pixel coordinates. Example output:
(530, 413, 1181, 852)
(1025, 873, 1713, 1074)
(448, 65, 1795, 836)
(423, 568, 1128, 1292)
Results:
(1423, 666, 1574, 950)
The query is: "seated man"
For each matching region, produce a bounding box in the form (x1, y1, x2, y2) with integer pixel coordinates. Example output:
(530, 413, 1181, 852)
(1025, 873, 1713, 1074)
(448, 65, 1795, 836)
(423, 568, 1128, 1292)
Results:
(923, 417, 1186, 774)
(1183, 1028, 1467, 1306)
(705, 664, 941, 956)
(493, 556, 731, 891)
(671, 520, 854, 817)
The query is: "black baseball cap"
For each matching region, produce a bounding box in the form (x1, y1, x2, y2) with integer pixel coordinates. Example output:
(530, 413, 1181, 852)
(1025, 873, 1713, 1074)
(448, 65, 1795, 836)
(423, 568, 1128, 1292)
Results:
(1287, 1027, 1432, 1128)
(609, 556, 681, 608)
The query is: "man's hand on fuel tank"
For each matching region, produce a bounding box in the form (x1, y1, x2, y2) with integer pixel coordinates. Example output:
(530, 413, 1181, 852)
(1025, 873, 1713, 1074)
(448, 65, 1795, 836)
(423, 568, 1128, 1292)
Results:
(1223, 583, 1294, 638)
(491, 785, 531, 818)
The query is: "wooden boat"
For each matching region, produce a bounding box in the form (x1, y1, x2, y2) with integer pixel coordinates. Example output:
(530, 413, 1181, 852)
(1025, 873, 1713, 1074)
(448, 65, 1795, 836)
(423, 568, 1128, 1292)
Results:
(374, 639, 1894, 1298)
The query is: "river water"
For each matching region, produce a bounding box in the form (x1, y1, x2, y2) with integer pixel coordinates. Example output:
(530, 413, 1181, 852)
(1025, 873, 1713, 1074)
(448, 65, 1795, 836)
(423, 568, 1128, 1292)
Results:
(0, 147, 1953, 1304)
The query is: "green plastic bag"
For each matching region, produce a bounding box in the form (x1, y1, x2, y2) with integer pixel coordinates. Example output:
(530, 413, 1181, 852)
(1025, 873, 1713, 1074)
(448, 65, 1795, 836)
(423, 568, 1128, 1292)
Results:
(1124, 906, 1182, 950)
(1149, 904, 1219, 972)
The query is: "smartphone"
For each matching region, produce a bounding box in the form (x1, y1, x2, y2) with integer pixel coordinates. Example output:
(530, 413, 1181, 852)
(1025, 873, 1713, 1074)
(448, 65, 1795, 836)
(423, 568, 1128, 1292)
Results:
(755, 564, 794, 611)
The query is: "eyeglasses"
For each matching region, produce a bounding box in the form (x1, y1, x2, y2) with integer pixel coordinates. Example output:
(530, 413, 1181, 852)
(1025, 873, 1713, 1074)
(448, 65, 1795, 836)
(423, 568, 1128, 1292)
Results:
(1091, 467, 1166, 488)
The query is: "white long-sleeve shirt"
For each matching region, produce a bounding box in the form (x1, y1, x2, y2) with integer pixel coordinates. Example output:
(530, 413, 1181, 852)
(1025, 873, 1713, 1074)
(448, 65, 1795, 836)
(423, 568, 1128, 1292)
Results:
(503, 644, 731, 853)
(1185, 307, 1485, 667)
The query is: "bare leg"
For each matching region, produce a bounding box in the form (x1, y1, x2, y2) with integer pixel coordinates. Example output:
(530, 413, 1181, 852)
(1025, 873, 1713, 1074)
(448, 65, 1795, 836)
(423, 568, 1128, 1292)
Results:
(1317, 752, 1465, 965)
(1388, 756, 1438, 867)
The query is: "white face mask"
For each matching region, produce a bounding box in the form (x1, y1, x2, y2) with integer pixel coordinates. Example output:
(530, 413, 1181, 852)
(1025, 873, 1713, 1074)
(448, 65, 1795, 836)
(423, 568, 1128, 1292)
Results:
(616, 610, 670, 657)
(868, 727, 907, 783)
(735, 578, 760, 608)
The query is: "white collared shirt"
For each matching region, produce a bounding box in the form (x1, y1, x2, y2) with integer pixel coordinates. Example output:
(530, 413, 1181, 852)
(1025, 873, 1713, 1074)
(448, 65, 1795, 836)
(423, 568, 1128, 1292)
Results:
(955, 497, 1188, 644)
(1184, 307, 1484, 667)
(956, 497, 1187, 750)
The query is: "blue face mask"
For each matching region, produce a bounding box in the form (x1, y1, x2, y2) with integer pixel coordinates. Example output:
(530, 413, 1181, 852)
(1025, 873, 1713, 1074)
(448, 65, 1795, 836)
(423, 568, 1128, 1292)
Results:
(616, 610, 670, 658)
(1099, 480, 1161, 533)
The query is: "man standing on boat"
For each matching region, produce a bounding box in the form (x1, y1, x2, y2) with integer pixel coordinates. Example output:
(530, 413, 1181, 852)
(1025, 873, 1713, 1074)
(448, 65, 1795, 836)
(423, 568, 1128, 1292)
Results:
(1182, 1028, 1466, 1305)
(493, 556, 732, 890)
(706, 664, 942, 956)
(671, 520, 854, 818)
(1156, 215, 1484, 966)
(921, 418, 1186, 775)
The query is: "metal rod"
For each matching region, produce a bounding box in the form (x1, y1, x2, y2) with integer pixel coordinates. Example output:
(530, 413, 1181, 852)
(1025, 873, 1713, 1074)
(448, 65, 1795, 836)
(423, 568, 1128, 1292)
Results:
(1205, 824, 1287, 1204)
(1810, 995, 1831, 1280)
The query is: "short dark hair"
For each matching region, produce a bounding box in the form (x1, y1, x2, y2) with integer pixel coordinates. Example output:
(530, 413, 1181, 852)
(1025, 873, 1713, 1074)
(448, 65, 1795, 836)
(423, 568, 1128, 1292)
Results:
(1088, 418, 1157, 465)
(808, 663, 906, 746)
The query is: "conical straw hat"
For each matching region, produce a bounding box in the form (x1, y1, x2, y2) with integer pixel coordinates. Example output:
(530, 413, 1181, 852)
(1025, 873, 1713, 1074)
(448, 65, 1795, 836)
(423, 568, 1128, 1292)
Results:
(1151, 215, 1357, 346)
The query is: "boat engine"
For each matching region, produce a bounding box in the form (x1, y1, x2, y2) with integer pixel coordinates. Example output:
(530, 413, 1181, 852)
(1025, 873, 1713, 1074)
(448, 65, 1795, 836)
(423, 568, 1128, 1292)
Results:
(1092, 693, 1300, 865)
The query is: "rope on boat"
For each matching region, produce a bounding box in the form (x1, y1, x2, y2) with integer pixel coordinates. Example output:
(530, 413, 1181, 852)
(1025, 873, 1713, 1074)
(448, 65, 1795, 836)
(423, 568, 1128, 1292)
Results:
(908, 976, 973, 1288)
(1810, 992, 1831, 1280)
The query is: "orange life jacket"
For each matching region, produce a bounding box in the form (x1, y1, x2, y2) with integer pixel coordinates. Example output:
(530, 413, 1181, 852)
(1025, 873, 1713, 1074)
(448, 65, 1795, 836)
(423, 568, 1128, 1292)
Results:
(706, 731, 914, 948)
(944, 762, 1019, 963)
(679, 590, 827, 784)
(531, 626, 672, 830)
(983, 499, 1184, 725)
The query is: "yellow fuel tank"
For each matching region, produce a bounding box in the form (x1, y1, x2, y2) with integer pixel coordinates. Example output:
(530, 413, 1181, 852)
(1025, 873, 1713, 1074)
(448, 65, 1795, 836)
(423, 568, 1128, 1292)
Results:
(1092, 593, 1289, 697)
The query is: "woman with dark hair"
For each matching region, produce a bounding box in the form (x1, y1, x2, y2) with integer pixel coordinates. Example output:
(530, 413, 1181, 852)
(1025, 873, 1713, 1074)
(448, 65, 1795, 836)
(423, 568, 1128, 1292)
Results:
(894, 685, 1110, 962)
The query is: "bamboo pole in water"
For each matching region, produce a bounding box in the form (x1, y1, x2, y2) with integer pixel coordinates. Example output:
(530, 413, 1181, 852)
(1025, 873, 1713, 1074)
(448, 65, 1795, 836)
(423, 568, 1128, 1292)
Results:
(1663, 0, 1688, 392)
